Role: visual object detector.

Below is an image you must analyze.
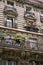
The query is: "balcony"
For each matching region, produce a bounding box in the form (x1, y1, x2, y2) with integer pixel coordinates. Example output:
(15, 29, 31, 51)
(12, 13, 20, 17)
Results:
(0, 34, 25, 50)
(0, 26, 43, 52)
(4, 20, 17, 28)
(24, 26, 39, 32)
(24, 22, 39, 32)
(0, 39, 23, 49)
(4, 5, 18, 17)
(24, 11, 36, 21)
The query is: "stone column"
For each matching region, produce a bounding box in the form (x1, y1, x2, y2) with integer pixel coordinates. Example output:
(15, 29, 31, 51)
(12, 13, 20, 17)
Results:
(0, 58, 2, 65)
(32, 61, 35, 65)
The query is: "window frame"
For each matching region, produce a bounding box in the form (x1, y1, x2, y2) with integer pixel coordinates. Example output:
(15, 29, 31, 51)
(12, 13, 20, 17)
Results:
(2, 60, 17, 65)
(26, 6, 32, 13)
(6, 17, 14, 28)
(7, 0, 14, 7)
(4, 35, 12, 45)
(29, 38, 38, 49)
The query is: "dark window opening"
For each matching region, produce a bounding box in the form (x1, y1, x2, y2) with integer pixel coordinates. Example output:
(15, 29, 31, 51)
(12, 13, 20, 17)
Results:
(26, 7, 32, 13)
(6, 17, 13, 28)
(7, 1, 14, 7)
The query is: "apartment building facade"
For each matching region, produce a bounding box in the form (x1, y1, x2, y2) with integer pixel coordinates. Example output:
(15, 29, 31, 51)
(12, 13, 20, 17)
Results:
(0, 0, 43, 65)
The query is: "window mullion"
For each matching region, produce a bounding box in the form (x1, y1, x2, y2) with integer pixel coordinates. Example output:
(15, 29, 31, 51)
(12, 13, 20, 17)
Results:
(6, 61, 8, 65)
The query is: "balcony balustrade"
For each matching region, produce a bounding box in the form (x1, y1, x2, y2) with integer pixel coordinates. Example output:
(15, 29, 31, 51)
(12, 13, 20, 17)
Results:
(25, 22, 37, 27)
(24, 23, 39, 32)
(4, 5, 18, 17)
(0, 26, 43, 52)
(25, 26, 39, 32)
(24, 11, 36, 21)
(0, 39, 22, 49)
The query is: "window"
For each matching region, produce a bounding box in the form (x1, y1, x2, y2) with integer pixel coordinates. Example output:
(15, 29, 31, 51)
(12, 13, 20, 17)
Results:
(2, 60, 17, 65)
(40, 11, 43, 17)
(6, 1, 14, 11)
(7, 1, 14, 7)
(16, 2, 24, 8)
(40, 13, 43, 17)
(2, 60, 6, 65)
(35, 61, 43, 65)
(5, 1, 14, 12)
(5, 35, 12, 45)
(29, 38, 38, 49)
(26, 7, 32, 13)
(8, 61, 12, 65)
(6, 17, 13, 28)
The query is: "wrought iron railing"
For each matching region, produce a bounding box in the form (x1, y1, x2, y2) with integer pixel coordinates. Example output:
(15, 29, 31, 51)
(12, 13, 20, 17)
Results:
(4, 5, 18, 16)
(24, 11, 36, 20)
(0, 26, 43, 51)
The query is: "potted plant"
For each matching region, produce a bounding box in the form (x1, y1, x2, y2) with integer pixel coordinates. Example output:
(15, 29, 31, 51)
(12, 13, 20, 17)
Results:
(15, 34, 25, 48)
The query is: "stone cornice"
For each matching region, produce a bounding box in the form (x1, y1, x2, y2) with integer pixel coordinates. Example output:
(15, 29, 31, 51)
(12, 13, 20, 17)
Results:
(0, 26, 43, 36)
(15, 0, 43, 9)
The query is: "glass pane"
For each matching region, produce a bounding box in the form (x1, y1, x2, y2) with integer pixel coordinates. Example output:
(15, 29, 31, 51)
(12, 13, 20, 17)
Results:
(29, 39, 37, 43)
(8, 60, 12, 65)
(26, 7, 31, 11)
(2, 60, 17, 65)
(30, 42, 34, 48)
(14, 61, 18, 65)
(2, 60, 6, 65)
(5, 36, 12, 45)
(29, 39, 37, 49)
(7, 19, 12, 27)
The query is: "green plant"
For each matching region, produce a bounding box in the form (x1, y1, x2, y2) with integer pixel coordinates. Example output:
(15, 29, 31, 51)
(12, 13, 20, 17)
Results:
(15, 34, 25, 47)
